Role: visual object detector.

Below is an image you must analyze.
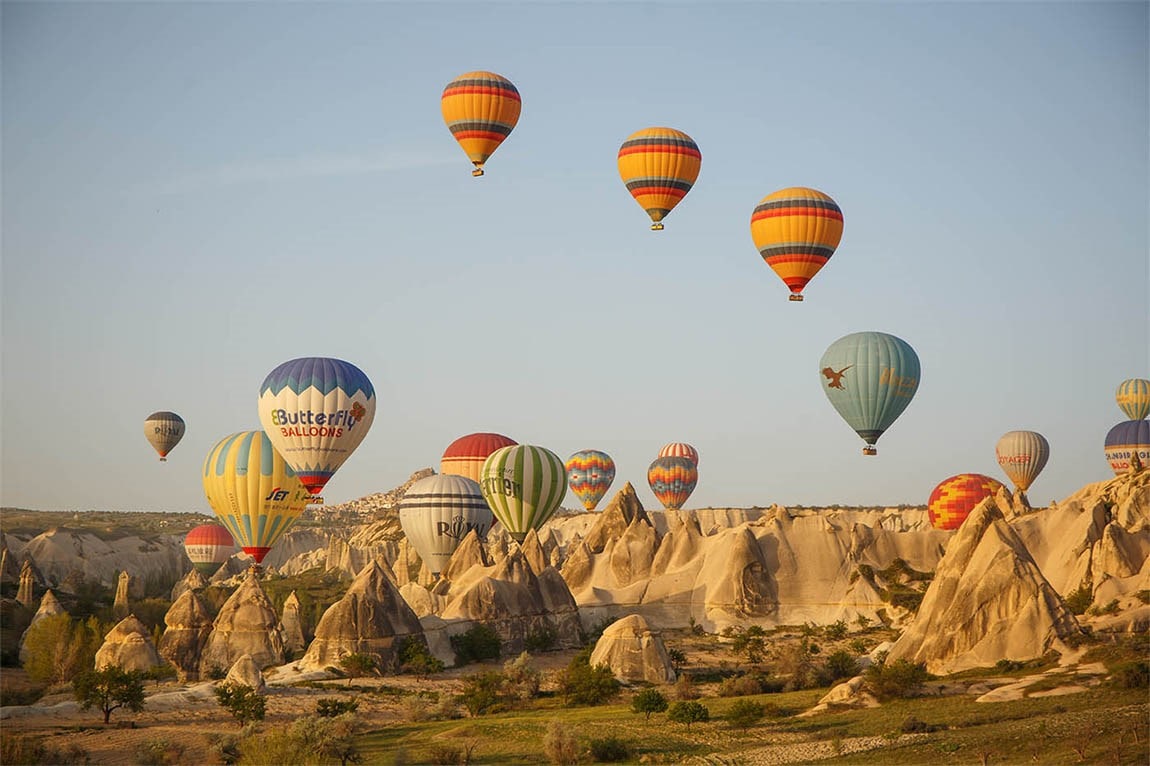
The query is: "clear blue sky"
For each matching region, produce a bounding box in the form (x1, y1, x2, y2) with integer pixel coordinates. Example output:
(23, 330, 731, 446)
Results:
(3, 1, 1147, 514)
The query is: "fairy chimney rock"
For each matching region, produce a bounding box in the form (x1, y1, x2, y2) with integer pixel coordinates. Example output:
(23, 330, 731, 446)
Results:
(584, 483, 653, 554)
(16, 561, 35, 606)
(113, 571, 132, 620)
(95, 614, 163, 673)
(589, 613, 676, 684)
(158, 588, 215, 681)
(171, 568, 209, 601)
(440, 529, 492, 582)
(199, 569, 287, 675)
(281, 591, 307, 653)
(224, 653, 267, 693)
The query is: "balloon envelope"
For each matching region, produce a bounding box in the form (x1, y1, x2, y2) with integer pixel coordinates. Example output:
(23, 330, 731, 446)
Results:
(1116, 378, 1150, 420)
(144, 411, 185, 461)
(184, 523, 234, 577)
(479, 445, 567, 543)
(441, 71, 521, 176)
(441, 432, 518, 484)
(657, 442, 699, 467)
(565, 450, 616, 511)
(819, 331, 920, 455)
(750, 187, 844, 301)
(399, 474, 493, 576)
(927, 473, 1004, 530)
(995, 430, 1050, 493)
(202, 430, 311, 564)
(1104, 420, 1150, 475)
(647, 455, 698, 510)
(257, 357, 376, 495)
(617, 127, 701, 230)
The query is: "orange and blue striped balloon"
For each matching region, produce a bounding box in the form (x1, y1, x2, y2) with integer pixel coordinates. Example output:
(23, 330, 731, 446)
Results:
(927, 473, 1004, 531)
(441, 71, 521, 177)
(647, 455, 698, 510)
(565, 450, 616, 511)
(750, 187, 844, 301)
(617, 127, 701, 230)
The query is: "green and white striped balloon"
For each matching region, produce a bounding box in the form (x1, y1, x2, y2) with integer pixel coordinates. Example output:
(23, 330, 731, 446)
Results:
(479, 444, 567, 543)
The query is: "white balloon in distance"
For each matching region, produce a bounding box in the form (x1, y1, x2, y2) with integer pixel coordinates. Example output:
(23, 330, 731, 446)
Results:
(257, 357, 376, 495)
(399, 474, 493, 576)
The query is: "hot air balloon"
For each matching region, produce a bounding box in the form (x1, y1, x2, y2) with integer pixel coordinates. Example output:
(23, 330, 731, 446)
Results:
(617, 127, 701, 230)
(183, 523, 235, 577)
(441, 71, 521, 177)
(479, 444, 566, 543)
(202, 430, 311, 565)
(144, 411, 185, 461)
(257, 357, 376, 496)
(657, 442, 699, 467)
(1116, 378, 1150, 420)
(819, 331, 920, 455)
(927, 473, 1005, 530)
(647, 455, 697, 510)
(565, 450, 616, 511)
(441, 432, 518, 484)
(399, 474, 493, 576)
(1104, 420, 1150, 475)
(750, 187, 844, 302)
(995, 430, 1050, 493)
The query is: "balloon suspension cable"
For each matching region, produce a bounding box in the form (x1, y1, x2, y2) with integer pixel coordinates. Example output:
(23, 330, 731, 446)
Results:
(650, 222, 664, 231)
(472, 167, 485, 177)
(863, 446, 877, 456)
(789, 294, 804, 302)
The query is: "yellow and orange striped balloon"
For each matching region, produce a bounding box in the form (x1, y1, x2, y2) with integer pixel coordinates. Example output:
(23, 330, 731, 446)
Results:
(927, 473, 1004, 531)
(441, 71, 521, 177)
(617, 127, 701, 230)
(750, 187, 843, 301)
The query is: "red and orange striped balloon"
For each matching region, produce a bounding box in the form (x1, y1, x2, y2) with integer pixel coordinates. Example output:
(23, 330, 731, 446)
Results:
(441, 71, 521, 177)
(927, 473, 1004, 531)
(441, 432, 517, 485)
(617, 127, 701, 230)
(658, 442, 699, 467)
(750, 187, 843, 301)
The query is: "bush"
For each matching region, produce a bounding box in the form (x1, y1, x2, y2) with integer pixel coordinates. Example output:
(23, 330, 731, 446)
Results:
(73, 666, 146, 724)
(502, 652, 541, 700)
(673, 674, 700, 700)
(1064, 584, 1094, 615)
(134, 737, 185, 765)
(460, 671, 504, 716)
(863, 655, 931, 700)
(667, 700, 710, 728)
(726, 699, 764, 730)
(1109, 660, 1150, 689)
(525, 623, 558, 653)
(557, 650, 620, 706)
(823, 649, 861, 682)
(589, 736, 631, 762)
(236, 714, 362, 766)
(543, 719, 579, 765)
(338, 652, 378, 683)
(718, 674, 766, 697)
(631, 688, 668, 720)
(824, 620, 848, 641)
(398, 637, 445, 676)
(729, 625, 767, 664)
(214, 682, 266, 726)
(900, 715, 940, 733)
(0, 734, 88, 765)
(316, 697, 358, 717)
(451, 623, 502, 665)
(667, 647, 687, 670)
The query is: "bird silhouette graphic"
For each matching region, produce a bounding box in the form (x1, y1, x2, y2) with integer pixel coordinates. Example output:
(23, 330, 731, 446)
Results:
(822, 365, 853, 390)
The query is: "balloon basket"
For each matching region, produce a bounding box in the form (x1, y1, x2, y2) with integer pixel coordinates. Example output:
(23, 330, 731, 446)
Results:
(159, 457, 167, 462)
(472, 167, 485, 177)
(650, 222, 664, 231)
(863, 446, 877, 456)
(789, 294, 804, 302)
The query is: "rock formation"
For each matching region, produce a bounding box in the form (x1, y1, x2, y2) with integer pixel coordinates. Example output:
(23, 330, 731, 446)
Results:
(589, 613, 676, 684)
(16, 560, 35, 606)
(440, 530, 491, 582)
(157, 588, 215, 681)
(113, 571, 132, 620)
(0, 533, 20, 585)
(224, 653, 267, 693)
(281, 591, 307, 654)
(887, 498, 1082, 674)
(95, 615, 163, 673)
(199, 569, 286, 676)
(17, 527, 187, 592)
(171, 568, 209, 601)
(583, 483, 653, 554)
(298, 559, 427, 672)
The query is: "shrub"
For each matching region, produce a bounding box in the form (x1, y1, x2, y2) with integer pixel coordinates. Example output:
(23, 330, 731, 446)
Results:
(667, 700, 710, 728)
(726, 699, 764, 730)
(631, 688, 668, 720)
(451, 623, 502, 665)
(502, 652, 541, 700)
(460, 671, 504, 716)
(729, 625, 767, 664)
(589, 736, 631, 762)
(72, 666, 146, 724)
(900, 715, 941, 733)
(824, 620, 848, 641)
(557, 650, 620, 706)
(237, 714, 362, 766)
(0, 734, 88, 765)
(543, 719, 579, 765)
(338, 652, 378, 684)
(1064, 584, 1094, 615)
(823, 649, 861, 682)
(134, 737, 185, 765)
(667, 647, 687, 670)
(673, 674, 700, 700)
(1109, 660, 1150, 689)
(525, 623, 558, 653)
(718, 674, 765, 697)
(398, 637, 445, 676)
(316, 697, 358, 717)
(863, 655, 931, 700)
(214, 682, 266, 726)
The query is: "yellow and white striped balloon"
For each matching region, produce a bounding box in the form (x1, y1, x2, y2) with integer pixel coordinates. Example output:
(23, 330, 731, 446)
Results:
(1116, 378, 1150, 420)
(479, 444, 566, 543)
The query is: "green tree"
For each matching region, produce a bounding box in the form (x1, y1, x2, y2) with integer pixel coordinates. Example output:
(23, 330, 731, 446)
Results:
(316, 697, 358, 717)
(667, 700, 710, 729)
(72, 666, 146, 724)
(725, 699, 764, 731)
(22, 614, 104, 686)
(557, 650, 620, 706)
(214, 682, 267, 726)
(631, 688, 668, 720)
(450, 623, 502, 665)
(730, 625, 767, 664)
(460, 671, 504, 716)
(863, 654, 931, 700)
(338, 652, 377, 686)
(397, 637, 444, 677)
(823, 649, 861, 683)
